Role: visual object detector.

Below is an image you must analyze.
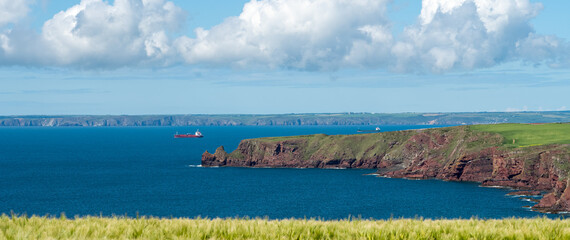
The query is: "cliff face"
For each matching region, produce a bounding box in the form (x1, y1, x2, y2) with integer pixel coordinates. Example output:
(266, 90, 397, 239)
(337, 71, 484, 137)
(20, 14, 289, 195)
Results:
(202, 126, 570, 213)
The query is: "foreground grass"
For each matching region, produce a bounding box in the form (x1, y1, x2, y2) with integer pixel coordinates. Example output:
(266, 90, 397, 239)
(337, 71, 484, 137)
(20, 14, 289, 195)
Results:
(1, 216, 570, 239)
(470, 123, 570, 147)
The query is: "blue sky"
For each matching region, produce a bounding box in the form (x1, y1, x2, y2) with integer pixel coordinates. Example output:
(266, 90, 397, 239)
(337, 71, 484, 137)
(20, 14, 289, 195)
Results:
(0, 0, 569, 115)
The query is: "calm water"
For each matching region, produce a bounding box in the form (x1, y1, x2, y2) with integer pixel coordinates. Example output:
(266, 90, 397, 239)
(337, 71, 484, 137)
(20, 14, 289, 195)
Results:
(0, 126, 554, 219)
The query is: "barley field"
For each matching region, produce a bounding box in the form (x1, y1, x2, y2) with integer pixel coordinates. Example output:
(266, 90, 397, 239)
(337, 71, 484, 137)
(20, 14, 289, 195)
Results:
(1, 215, 569, 239)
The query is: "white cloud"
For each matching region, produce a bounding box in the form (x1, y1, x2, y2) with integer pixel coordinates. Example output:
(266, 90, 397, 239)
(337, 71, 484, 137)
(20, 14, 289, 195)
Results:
(0, 0, 569, 72)
(420, 0, 466, 25)
(0, 0, 32, 58)
(515, 33, 569, 68)
(175, 0, 391, 70)
(420, 0, 540, 33)
(386, 0, 558, 72)
(175, 0, 568, 72)
(343, 24, 393, 68)
(0, 0, 31, 27)
(1, 0, 185, 68)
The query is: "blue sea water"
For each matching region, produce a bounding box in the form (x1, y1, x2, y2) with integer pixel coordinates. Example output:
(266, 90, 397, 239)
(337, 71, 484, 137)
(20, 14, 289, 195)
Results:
(0, 125, 555, 219)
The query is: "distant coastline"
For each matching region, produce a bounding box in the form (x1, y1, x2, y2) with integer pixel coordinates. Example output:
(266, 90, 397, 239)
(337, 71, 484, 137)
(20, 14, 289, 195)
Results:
(1, 111, 570, 127)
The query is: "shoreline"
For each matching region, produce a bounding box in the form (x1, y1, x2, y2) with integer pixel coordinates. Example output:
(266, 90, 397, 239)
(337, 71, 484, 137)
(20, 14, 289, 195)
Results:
(203, 124, 570, 214)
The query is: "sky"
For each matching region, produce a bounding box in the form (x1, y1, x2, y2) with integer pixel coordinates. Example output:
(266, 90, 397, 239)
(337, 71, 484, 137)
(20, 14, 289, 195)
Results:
(0, 0, 569, 115)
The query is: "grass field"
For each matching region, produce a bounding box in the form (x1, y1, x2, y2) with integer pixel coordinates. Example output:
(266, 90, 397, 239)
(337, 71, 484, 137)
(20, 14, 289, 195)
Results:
(1, 215, 570, 239)
(470, 123, 570, 148)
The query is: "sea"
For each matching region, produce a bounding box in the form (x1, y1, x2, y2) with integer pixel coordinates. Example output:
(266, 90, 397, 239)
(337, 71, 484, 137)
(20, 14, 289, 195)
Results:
(0, 125, 557, 219)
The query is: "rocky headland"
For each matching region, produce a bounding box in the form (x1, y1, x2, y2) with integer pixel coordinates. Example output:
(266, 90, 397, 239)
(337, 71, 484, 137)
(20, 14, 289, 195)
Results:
(202, 124, 570, 213)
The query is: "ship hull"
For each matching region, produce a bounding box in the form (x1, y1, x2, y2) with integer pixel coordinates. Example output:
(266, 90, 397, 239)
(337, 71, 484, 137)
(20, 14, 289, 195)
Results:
(174, 135, 203, 138)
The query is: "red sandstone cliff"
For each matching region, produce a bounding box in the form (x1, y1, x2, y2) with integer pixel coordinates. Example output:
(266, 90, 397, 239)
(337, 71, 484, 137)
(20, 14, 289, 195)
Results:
(202, 126, 570, 213)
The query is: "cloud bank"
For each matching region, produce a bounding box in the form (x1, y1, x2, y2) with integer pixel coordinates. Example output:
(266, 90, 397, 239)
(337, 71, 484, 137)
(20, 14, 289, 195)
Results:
(1, 0, 185, 68)
(0, 0, 568, 72)
(175, 0, 391, 70)
(0, 0, 31, 27)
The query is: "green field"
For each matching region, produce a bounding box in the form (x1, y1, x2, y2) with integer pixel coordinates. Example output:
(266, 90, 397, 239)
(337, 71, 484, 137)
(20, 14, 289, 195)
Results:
(469, 123, 570, 148)
(1, 216, 570, 239)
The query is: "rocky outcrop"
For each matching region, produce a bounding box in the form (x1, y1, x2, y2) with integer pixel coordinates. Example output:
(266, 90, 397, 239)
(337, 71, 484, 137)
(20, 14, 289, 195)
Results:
(202, 125, 570, 213)
(534, 180, 570, 212)
(507, 191, 542, 196)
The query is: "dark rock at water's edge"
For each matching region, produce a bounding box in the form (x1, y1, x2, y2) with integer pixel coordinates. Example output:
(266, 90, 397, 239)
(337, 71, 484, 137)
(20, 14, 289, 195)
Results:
(3, 111, 570, 126)
(507, 191, 542, 196)
(202, 125, 570, 213)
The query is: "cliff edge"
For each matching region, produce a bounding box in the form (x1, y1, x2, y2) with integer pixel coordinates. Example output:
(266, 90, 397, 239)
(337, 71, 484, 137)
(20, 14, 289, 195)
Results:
(202, 124, 570, 213)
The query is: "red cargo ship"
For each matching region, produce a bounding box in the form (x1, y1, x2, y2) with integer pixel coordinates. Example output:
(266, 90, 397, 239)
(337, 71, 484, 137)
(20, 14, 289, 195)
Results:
(174, 130, 203, 138)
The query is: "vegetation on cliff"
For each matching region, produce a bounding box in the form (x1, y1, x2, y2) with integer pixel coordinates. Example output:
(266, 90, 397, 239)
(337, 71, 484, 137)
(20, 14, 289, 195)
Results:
(204, 125, 507, 168)
(2, 215, 570, 239)
(207, 123, 570, 168)
(203, 123, 570, 212)
(250, 122, 570, 148)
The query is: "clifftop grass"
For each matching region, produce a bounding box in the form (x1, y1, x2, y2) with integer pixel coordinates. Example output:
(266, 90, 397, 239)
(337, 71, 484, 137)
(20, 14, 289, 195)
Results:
(223, 123, 570, 169)
(2, 215, 570, 239)
(469, 123, 570, 148)
(257, 123, 570, 151)
(249, 131, 418, 161)
(246, 126, 504, 163)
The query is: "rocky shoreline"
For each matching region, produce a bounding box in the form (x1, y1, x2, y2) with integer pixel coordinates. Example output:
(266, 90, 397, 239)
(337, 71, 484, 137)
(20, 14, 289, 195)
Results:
(202, 126, 570, 213)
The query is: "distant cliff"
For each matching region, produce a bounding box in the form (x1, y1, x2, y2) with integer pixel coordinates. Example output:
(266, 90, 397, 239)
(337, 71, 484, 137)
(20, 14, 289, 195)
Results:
(203, 124, 570, 213)
(2, 111, 570, 126)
